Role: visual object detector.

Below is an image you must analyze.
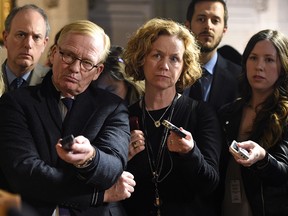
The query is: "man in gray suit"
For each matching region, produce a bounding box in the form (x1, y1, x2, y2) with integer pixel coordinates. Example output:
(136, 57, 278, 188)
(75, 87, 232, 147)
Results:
(0, 4, 50, 96)
(183, 0, 242, 111)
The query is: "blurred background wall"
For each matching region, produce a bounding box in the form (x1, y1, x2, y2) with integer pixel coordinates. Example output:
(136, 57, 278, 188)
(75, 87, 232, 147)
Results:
(1, 0, 287, 65)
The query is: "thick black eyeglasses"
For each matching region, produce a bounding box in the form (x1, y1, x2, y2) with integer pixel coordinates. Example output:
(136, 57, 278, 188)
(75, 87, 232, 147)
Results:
(58, 48, 98, 71)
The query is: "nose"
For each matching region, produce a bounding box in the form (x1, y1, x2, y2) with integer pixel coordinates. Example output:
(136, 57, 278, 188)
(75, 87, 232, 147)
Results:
(68, 59, 81, 72)
(159, 57, 169, 70)
(23, 36, 33, 49)
(204, 19, 213, 31)
(255, 58, 264, 71)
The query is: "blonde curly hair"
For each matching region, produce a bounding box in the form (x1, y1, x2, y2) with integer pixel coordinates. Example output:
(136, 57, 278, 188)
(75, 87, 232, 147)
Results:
(124, 18, 202, 92)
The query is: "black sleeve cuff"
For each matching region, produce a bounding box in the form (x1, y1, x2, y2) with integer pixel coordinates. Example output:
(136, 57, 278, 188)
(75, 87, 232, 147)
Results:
(255, 151, 269, 169)
(91, 188, 104, 206)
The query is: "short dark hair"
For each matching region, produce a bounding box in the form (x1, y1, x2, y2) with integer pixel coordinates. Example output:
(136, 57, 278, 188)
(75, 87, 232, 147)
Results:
(103, 45, 125, 80)
(4, 4, 50, 37)
(186, 0, 228, 28)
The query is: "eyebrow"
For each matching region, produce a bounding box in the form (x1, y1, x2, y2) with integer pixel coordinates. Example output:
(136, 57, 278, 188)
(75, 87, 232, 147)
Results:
(250, 52, 276, 57)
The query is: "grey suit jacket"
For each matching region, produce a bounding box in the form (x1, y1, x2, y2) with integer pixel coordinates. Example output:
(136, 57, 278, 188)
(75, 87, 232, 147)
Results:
(0, 71, 130, 216)
(1, 60, 49, 93)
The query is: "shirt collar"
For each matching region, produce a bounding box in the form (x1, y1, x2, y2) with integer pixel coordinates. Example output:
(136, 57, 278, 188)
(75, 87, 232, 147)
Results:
(5, 64, 31, 85)
(203, 52, 218, 75)
(60, 95, 75, 100)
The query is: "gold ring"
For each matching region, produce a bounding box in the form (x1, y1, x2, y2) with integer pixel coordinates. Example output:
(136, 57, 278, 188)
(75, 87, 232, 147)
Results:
(132, 141, 138, 149)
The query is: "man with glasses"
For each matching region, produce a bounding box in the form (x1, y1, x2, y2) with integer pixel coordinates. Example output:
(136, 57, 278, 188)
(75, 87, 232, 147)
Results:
(0, 20, 135, 216)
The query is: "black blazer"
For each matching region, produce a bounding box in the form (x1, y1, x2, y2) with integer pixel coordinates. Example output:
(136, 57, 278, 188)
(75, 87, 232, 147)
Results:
(0, 71, 130, 216)
(184, 54, 242, 111)
(218, 99, 288, 216)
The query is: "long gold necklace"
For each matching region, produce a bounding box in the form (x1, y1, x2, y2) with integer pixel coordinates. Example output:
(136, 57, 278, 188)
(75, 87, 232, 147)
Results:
(145, 103, 172, 128)
(141, 93, 178, 216)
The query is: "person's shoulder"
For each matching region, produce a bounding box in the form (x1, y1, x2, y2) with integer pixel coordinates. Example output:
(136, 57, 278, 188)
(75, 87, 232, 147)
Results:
(178, 95, 214, 114)
(215, 54, 242, 83)
(217, 54, 242, 72)
(218, 98, 243, 116)
(0, 85, 40, 108)
(89, 85, 125, 104)
(29, 65, 51, 86)
(33, 64, 50, 76)
(128, 99, 141, 116)
(218, 45, 242, 66)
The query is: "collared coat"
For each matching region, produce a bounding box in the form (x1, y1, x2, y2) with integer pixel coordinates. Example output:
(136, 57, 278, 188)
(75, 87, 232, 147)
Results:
(0, 71, 130, 216)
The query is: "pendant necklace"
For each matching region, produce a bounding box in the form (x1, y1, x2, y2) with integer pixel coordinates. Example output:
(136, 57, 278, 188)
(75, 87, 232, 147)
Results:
(141, 93, 179, 216)
(145, 101, 173, 128)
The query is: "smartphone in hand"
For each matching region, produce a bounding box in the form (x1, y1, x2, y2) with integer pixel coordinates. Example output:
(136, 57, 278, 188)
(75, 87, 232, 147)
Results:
(60, 134, 75, 151)
(162, 120, 186, 138)
(229, 140, 249, 160)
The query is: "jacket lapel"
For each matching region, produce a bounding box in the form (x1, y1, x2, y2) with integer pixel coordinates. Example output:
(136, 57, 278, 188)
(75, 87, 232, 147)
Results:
(208, 55, 229, 108)
(29, 64, 50, 86)
(62, 88, 98, 136)
(40, 72, 62, 131)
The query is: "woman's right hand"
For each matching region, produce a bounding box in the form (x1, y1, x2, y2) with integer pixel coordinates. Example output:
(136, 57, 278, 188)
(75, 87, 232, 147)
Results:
(129, 130, 145, 161)
(232, 140, 266, 167)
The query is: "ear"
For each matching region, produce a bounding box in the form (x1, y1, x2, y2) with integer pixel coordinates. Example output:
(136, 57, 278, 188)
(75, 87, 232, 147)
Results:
(223, 26, 228, 35)
(2, 30, 8, 48)
(49, 45, 58, 65)
(92, 63, 104, 80)
(41, 37, 49, 53)
(184, 20, 191, 29)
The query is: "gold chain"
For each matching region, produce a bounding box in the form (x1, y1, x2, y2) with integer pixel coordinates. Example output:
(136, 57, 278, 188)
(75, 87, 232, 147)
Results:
(145, 103, 172, 127)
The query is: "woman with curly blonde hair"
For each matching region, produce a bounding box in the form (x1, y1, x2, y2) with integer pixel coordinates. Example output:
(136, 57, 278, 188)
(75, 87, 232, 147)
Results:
(124, 17, 202, 92)
(219, 29, 288, 216)
(122, 18, 222, 216)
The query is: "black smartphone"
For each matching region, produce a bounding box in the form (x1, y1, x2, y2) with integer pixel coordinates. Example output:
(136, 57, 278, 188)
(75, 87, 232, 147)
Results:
(60, 134, 75, 151)
(162, 120, 186, 138)
(229, 140, 249, 160)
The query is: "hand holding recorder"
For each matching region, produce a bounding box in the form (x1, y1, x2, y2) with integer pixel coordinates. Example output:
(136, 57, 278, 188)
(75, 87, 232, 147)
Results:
(163, 120, 195, 153)
(162, 120, 186, 138)
(229, 140, 249, 160)
(56, 135, 96, 167)
(60, 134, 75, 151)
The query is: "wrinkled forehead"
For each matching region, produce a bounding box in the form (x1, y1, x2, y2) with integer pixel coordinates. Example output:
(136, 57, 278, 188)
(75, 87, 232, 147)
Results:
(58, 33, 105, 62)
(10, 9, 46, 31)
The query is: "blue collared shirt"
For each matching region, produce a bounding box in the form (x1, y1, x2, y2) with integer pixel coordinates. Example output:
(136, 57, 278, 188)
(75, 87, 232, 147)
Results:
(200, 52, 217, 101)
(5, 64, 31, 86)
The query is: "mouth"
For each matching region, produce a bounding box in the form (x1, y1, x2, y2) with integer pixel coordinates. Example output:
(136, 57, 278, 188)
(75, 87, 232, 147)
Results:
(253, 75, 265, 80)
(197, 31, 214, 43)
(19, 53, 32, 59)
(156, 74, 169, 79)
(198, 32, 213, 39)
(64, 75, 78, 83)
